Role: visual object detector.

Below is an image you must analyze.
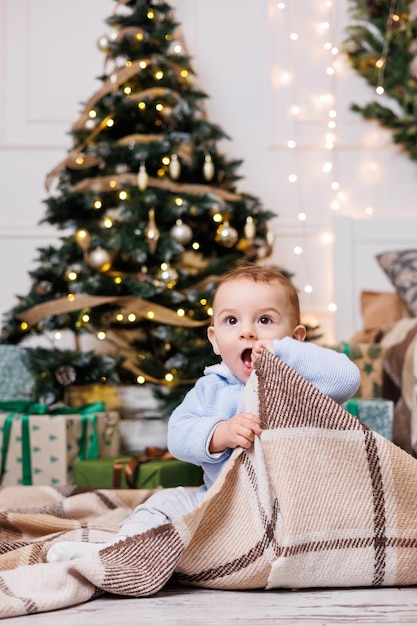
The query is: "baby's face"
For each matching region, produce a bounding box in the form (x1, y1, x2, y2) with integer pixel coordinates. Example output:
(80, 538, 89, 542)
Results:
(207, 278, 297, 382)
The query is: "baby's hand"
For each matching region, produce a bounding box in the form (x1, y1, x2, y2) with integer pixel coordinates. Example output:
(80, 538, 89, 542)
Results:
(251, 340, 274, 367)
(209, 412, 262, 453)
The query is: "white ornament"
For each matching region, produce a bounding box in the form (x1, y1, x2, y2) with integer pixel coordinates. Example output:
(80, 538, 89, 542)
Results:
(170, 219, 193, 245)
(88, 247, 111, 270)
(169, 154, 181, 180)
(244, 216, 256, 242)
(203, 154, 215, 181)
(137, 163, 149, 191)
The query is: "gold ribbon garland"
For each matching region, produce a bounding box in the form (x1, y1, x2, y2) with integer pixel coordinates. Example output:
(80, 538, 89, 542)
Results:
(15, 294, 210, 329)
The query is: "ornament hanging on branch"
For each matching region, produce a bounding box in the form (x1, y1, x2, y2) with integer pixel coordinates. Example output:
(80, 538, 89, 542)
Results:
(203, 153, 215, 181)
(215, 220, 238, 248)
(145, 208, 160, 254)
(170, 218, 193, 245)
(244, 216, 256, 243)
(137, 162, 149, 191)
(75, 228, 91, 251)
(87, 247, 112, 271)
(169, 153, 181, 180)
(156, 263, 179, 288)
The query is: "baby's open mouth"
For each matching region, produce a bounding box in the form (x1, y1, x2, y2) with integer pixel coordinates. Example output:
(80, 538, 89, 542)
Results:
(241, 348, 252, 367)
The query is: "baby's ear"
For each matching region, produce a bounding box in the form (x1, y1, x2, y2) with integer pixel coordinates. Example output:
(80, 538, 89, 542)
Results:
(293, 325, 307, 342)
(207, 325, 220, 355)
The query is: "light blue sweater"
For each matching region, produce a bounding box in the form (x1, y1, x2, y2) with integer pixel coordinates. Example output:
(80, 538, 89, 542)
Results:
(167, 337, 360, 498)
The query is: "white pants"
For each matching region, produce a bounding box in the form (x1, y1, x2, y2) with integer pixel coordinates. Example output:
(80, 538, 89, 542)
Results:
(109, 486, 201, 544)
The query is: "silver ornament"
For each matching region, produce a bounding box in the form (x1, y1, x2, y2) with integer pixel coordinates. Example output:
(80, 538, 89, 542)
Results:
(157, 264, 179, 287)
(88, 247, 111, 270)
(170, 219, 193, 245)
(215, 221, 238, 248)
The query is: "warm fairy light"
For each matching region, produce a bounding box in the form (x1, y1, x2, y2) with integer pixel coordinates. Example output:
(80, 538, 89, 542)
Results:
(20, 321, 28, 331)
(328, 303, 337, 313)
(116, 313, 124, 321)
(165, 373, 174, 382)
(175, 197, 183, 206)
(137, 376, 146, 384)
(321, 232, 333, 244)
(212, 212, 223, 223)
(124, 87, 132, 95)
(376, 86, 385, 95)
(287, 140, 296, 148)
(290, 33, 298, 41)
(162, 156, 170, 165)
(180, 70, 189, 78)
(82, 313, 90, 322)
(94, 199, 102, 209)
(119, 190, 128, 200)
(288, 174, 297, 182)
(207, 306, 213, 316)
(138, 101, 146, 110)
(173, 44, 182, 54)
(88, 109, 97, 118)
(139, 60, 147, 69)
(298, 212, 307, 221)
(156, 103, 163, 111)
(128, 313, 136, 322)
(177, 308, 185, 317)
(192, 242, 200, 250)
(136, 32, 144, 41)
(294, 246, 302, 255)
(277, 2, 286, 8)
(376, 58, 385, 69)
(54, 332, 62, 340)
(290, 105, 300, 115)
(67, 293, 75, 302)
(97, 331, 106, 340)
(365, 206, 374, 215)
(67, 270, 78, 281)
(109, 180, 117, 188)
(200, 298, 207, 305)
(304, 284, 313, 294)
(323, 162, 332, 173)
(114, 276, 122, 284)
(154, 70, 164, 80)
(331, 181, 339, 190)
(106, 119, 114, 127)
(75, 157, 84, 165)
(103, 217, 113, 228)
(147, 9, 155, 19)
(147, 310, 155, 319)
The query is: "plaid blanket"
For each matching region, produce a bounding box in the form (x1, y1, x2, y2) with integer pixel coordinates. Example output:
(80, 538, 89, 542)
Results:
(1, 350, 417, 618)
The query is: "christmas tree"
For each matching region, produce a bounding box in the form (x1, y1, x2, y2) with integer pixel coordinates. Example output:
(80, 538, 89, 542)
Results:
(344, 0, 417, 161)
(1, 0, 278, 413)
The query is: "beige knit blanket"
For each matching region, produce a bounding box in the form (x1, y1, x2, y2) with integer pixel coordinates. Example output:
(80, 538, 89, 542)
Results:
(1, 350, 417, 618)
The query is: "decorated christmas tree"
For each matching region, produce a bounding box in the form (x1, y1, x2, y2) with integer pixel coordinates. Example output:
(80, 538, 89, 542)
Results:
(0, 0, 278, 413)
(344, 0, 417, 161)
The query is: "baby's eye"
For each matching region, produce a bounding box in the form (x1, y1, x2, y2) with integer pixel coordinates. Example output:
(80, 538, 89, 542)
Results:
(225, 316, 238, 325)
(259, 316, 272, 325)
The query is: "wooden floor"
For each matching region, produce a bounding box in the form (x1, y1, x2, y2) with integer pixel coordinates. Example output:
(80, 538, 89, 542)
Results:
(5, 582, 417, 625)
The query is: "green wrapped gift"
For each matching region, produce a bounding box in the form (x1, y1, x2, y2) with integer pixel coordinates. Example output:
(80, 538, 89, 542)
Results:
(344, 398, 394, 441)
(329, 342, 386, 399)
(72, 454, 203, 489)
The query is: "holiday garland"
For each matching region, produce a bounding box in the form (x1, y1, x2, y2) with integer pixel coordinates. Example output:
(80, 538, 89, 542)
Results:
(344, 0, 417, 161)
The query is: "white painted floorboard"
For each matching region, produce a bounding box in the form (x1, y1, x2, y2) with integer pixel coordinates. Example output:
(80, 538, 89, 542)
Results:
(4, 583, 417, 625)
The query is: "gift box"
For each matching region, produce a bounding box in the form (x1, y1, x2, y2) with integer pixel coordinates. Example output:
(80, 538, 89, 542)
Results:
(329, 342, 386, 399)
(119, 418, 168, 453)
(0, 346, 35, 401)
(0, 401, 120, 486)
(344, 398, 394, 441)
(73, 454, 203, 489)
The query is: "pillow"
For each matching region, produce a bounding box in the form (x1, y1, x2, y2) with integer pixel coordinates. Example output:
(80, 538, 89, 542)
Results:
(377, 249, 417, 316)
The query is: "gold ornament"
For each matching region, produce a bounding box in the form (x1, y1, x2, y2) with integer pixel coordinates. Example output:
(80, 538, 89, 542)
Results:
(97, 34, 111, 53)
(170, 218, 193, 245)
(145, 209, 160, 254)
(169, 154, 181, 180)
(156, 263, 179, 288)
(137, 163, 149, 191)
(75, 229, 91, 251)
(215, 220, 238, 248)
(203, 153, 215, 181)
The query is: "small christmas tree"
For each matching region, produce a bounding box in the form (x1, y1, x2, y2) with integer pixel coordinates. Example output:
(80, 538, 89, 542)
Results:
(1, 0, 279, 413)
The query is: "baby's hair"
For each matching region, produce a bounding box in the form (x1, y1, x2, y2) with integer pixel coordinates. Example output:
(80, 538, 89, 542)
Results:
(214, 262, 301, 325)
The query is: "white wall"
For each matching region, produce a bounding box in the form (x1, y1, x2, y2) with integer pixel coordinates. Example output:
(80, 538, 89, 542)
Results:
(1, 0, 416, 343)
